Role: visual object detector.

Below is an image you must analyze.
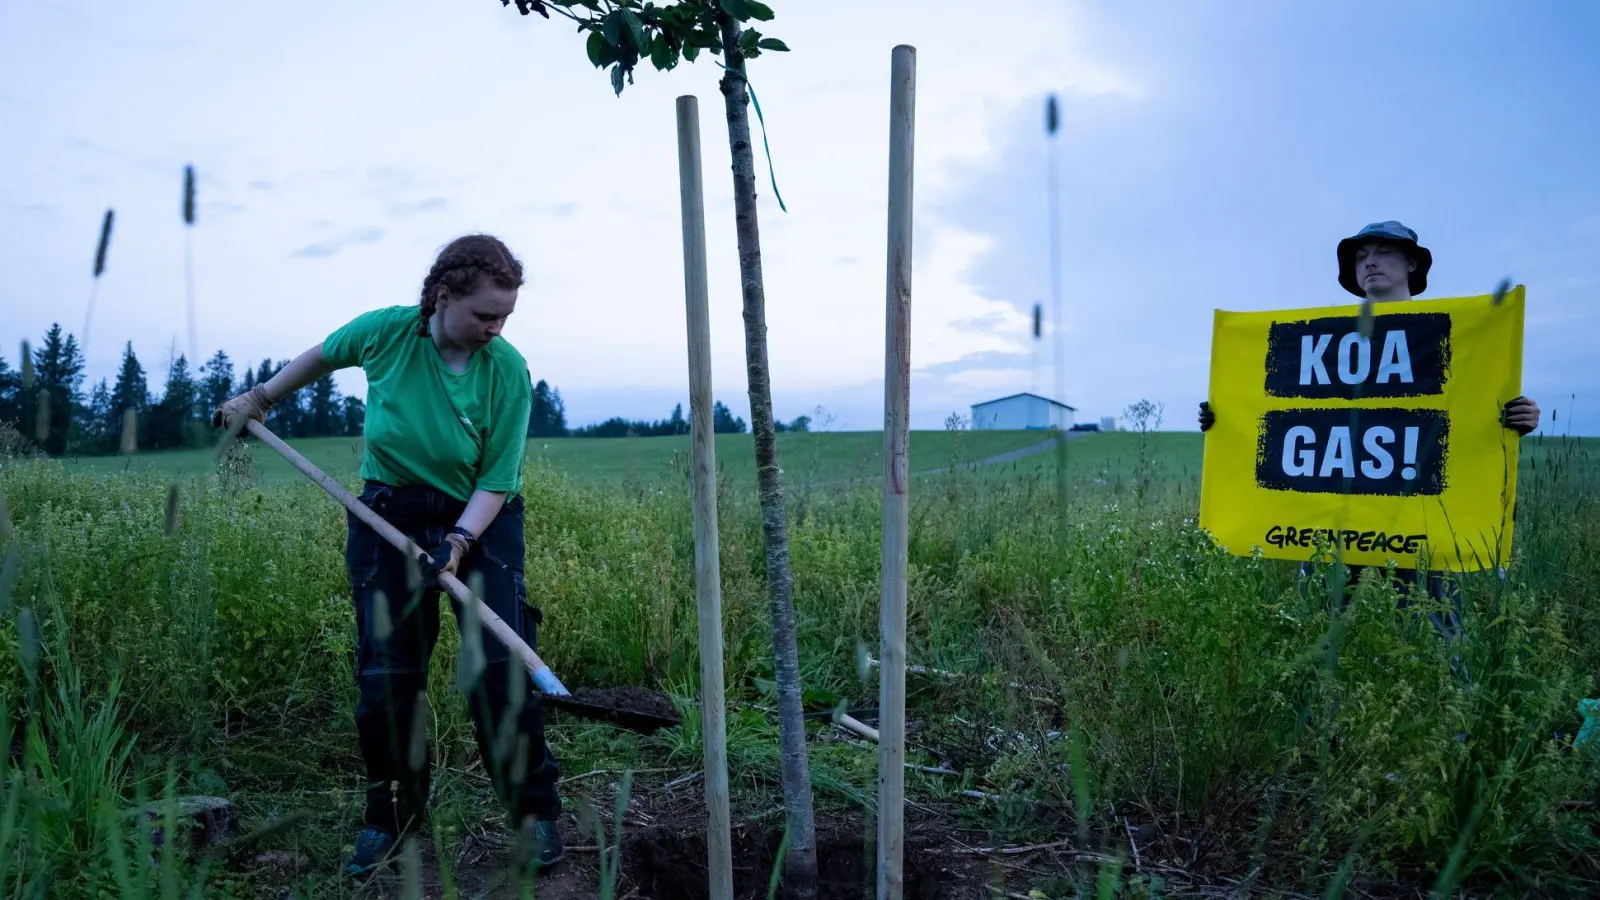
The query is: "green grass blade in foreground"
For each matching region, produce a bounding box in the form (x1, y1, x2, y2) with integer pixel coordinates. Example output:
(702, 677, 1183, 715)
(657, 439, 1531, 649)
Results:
(767, 824, 793, 900)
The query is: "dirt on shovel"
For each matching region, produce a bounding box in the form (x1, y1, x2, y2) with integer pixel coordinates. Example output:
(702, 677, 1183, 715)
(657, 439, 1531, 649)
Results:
(544, 686, 682, 734)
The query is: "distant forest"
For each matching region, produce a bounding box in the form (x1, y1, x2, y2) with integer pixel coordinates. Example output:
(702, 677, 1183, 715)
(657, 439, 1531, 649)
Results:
(1, 322, 807, 457)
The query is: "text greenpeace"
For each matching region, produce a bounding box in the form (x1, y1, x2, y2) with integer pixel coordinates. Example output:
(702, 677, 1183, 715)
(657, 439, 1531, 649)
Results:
(1264, 312, 1450, 400)
(1256, 408, 1448, 495)
(1263, 524, 1427, 555)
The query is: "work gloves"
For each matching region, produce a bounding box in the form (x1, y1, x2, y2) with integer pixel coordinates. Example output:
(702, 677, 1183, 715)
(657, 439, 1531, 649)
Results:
(1198, 397, 1540, 435)
(212, 385, 276, 430)
(418, 528, 476, 588)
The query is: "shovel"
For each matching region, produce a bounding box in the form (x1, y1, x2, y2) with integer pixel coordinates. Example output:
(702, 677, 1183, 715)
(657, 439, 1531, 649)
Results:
(242, 420, 681, 735)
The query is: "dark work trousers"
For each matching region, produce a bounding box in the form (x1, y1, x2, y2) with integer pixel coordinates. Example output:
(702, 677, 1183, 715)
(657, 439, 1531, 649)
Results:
(347, 481, 561, 837)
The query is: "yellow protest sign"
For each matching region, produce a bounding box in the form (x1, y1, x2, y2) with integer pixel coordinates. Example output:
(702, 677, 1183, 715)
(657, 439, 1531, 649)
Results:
(1199, 287, 1525, 572)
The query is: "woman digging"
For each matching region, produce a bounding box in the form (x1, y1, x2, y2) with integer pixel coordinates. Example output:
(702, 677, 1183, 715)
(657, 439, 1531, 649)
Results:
(212, 234, 564, 877)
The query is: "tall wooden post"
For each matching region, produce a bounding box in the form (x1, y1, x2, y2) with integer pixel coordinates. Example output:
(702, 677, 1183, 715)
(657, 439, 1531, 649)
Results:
(878, 44, 916, 900)
(676, 94, 733, 900)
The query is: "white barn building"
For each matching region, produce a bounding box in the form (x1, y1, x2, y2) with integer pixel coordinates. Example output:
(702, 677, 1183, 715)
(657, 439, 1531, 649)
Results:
(970, 392, 1076, 430)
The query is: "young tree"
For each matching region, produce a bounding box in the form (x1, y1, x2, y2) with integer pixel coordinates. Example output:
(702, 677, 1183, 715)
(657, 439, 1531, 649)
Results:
(253, 359, 307, 437)
(109, 342, 151, 452)
(308, 373, 341, 436)
(149, 352, 200, 450)
(550, 387, 568, 434)
(711, 400, 748, 434)
(0, 356, 19, 427)
(85, 378, 114, 452)
(496, 3, 817, 887)
(340, 395, 367, 436)
(530, 378, 570, 437)
(199, 350, 235, 426)
(32, 324, 87, 455)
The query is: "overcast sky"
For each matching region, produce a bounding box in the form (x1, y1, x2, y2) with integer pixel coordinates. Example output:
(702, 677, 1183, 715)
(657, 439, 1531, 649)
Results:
(3, 1, 1596, 433)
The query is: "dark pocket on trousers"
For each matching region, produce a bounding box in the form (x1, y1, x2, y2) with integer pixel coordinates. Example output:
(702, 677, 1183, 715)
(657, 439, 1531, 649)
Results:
(346, 484, 390, 589)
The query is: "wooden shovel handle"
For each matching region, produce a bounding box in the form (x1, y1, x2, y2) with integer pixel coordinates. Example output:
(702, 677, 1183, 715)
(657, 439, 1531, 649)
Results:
(243, 420, 570, 697)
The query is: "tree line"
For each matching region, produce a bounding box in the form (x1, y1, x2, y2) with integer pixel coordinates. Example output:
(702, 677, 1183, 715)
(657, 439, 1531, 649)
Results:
(528, 377, 808, 439)
(1, 323, 364, 456)
(2, 324, 811, 457)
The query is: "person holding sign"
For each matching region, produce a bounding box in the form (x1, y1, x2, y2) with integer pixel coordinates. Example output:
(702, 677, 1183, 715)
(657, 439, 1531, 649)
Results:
(1200, 221, 1540, 435)
(1197, 221, 1541, 628)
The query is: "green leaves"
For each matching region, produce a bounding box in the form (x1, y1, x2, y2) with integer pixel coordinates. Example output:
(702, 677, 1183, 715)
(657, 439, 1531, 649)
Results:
(498, 0, 780, 96)
(586, 30, 608, 67)
(736, 27, 788, 59)
(651, 32, 680, 71)
(719, 0, 774, 21)
(621, 8, 649, 56)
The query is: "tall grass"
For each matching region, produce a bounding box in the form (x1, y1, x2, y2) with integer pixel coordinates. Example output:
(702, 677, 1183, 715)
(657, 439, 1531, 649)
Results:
(0, 434, 1595, 895)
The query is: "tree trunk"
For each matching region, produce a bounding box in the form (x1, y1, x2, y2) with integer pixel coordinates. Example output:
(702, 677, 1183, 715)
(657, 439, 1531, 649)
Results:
(717, 16, 819, 898)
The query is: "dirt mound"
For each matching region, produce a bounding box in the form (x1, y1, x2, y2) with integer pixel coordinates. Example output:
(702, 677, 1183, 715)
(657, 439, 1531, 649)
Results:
(623, 823, 982, 900)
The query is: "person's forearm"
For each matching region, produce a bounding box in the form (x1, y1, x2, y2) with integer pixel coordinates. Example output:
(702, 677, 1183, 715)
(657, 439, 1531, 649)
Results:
(457, 489, 507, 538)
(261, 344, 336, 403)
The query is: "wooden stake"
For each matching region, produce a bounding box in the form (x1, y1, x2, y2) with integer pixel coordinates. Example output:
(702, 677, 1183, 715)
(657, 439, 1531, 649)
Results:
(676, 94, 733, 900)
(878, 43, 916, 900)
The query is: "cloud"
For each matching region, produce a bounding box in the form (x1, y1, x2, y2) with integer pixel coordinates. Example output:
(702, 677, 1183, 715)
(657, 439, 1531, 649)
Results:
(288, 226, 387, 259)
(510, 200, 579, 219)
(248, 179, 273, 191)
(199, 200, 246, 217)
(385, 196, 450, 218)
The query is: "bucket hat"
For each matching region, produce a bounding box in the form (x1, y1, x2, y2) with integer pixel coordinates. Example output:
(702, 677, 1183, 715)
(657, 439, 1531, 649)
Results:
(1337, 220, 1432, 297)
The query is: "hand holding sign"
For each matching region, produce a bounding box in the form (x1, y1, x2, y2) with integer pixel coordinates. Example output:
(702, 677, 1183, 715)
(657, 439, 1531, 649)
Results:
(1502, 396, 1540, 435)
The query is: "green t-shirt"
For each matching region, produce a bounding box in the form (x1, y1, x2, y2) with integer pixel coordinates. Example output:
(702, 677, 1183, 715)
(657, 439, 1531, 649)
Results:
(322, 305, 532, 501)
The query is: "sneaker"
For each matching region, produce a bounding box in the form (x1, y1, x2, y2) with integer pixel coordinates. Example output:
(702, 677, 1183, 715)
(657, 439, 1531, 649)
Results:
(513, 817, 565, 870)
(343, 827, 398, 879)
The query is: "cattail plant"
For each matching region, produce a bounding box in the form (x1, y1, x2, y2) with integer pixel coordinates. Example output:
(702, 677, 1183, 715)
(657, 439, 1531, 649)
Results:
(120, 407, 138, 455)
(81, 209, 114, 356)
(34, 388, 49, 446)
(1045, 94, 1064, 404)
(183, 164, 198, 362)
(1031, 301, 1043, 396)
(18, 341, 45, 445)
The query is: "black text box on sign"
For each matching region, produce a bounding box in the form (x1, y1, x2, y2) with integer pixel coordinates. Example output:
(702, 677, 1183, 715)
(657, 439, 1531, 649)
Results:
(1254, 408, 1449, 496)
(1264, 312, 1451, 400)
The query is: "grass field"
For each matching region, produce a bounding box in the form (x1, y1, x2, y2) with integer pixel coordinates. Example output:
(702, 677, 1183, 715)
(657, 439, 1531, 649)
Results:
(55, 429, 1067, 488)
(2, 430, 1597, 898)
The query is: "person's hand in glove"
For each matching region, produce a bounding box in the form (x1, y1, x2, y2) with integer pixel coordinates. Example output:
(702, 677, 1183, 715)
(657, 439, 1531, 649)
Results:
(419, 527, 476, 588)
(1501, 396, 1541, 436)
(212, 384, 276, 431)
(1198, 401, 1215, 432)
